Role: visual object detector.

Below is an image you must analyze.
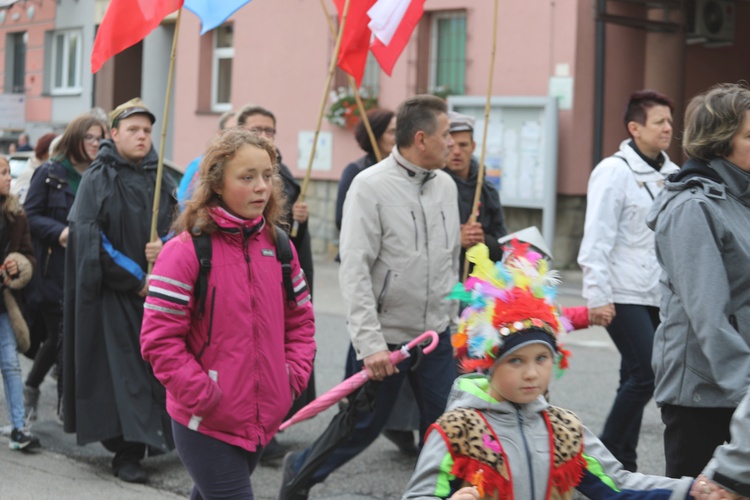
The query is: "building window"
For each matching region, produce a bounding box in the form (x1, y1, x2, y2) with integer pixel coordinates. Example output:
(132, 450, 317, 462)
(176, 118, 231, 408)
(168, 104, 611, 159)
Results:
(51, 30, 82, 95)
(361, 52, 380, 98)
(430, 11, 466, 95)
(211, 24, 233, 112)
(5, 32, 27, 94)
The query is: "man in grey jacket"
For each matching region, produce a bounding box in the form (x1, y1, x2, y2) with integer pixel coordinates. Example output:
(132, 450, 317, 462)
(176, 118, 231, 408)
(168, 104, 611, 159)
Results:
(279, 95, 461, 500)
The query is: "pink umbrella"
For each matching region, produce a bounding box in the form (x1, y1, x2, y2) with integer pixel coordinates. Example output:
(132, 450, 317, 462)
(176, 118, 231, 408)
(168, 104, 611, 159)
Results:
(279, 330, 440, 431)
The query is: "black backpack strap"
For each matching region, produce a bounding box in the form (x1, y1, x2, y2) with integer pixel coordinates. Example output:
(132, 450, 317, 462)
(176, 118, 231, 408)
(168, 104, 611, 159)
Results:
(192, 232, 212, 317)
(274, 226, 296, 306)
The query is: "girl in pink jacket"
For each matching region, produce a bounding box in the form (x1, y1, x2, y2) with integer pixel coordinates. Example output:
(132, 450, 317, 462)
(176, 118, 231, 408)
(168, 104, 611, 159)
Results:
(141, 129, 315, 499)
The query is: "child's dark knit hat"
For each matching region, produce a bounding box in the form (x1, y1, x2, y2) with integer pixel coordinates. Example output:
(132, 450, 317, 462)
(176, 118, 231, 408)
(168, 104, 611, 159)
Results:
(449, 242, 571, 374)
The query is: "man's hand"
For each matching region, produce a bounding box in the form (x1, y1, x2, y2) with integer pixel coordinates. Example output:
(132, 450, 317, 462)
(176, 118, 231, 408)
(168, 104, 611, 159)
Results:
(292, 201, 309, 223)
(589, 304, 616, 328)
(363, 350, 397, 381)
(460, 222, 484, 249)
(145, 239, 164, 263)
(59, 227, 69, 248)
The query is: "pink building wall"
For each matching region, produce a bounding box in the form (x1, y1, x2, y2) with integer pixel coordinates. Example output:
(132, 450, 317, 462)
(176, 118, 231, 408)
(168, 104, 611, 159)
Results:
(0, 1, 55, 124)
(172, 0, 585, 190)
(172, 0, 750, 200)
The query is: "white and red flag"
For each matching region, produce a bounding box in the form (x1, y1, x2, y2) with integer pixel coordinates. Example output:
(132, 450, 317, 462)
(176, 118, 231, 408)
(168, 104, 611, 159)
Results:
(368, 0, 425, 76)
(333, 0, 425, 84)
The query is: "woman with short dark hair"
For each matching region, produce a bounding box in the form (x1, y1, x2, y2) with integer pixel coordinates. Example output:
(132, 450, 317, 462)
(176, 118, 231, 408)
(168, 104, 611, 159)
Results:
(577, 89, 680, 472)
(647, 82, 750, 478)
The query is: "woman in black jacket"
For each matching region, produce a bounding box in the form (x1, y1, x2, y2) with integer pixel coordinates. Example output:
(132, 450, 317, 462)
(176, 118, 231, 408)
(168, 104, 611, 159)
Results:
(23, 113, 107, 421)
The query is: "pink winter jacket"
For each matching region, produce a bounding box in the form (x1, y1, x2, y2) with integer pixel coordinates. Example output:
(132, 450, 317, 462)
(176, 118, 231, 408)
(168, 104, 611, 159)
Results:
(141, 207, 315, 452)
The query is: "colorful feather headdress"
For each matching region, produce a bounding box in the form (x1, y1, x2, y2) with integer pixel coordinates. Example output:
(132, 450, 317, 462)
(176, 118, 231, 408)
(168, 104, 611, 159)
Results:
(449, 241, 571, 375)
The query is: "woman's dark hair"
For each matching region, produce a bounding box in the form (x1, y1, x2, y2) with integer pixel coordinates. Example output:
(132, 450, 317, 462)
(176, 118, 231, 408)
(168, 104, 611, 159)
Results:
(623, 90, 674, 135)
(354, 108, 395, 155)
(34, 133, 57, 161)
(52, 113, 108, 164)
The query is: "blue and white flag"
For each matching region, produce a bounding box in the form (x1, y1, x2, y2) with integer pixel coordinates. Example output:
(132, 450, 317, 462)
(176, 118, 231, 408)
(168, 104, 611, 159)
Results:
(184, 0, 252, 35)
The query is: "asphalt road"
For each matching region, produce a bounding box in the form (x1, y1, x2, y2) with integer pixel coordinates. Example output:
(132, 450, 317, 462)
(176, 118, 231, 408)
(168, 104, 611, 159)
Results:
(0, 259, 669, 499)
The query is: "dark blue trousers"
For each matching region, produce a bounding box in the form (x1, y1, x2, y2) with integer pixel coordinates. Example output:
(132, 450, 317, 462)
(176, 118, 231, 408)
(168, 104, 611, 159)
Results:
(172, 419, 262, 500)
(599, 304, 659, 472)
(295, 328, 456, 485)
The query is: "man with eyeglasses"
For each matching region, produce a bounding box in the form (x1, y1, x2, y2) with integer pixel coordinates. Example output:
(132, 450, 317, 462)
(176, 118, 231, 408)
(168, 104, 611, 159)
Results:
(62, 98, 177, 483)
(236, 104, 315, 464)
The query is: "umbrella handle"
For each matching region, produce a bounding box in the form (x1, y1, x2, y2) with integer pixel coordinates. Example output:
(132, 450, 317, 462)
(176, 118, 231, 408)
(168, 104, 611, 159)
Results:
(408, 330, 440, 354)
(388, 330, 439, 365)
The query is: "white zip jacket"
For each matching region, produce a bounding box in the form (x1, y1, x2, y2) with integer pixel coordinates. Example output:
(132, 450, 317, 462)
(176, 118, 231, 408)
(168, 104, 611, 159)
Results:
(578, 140, 679, 309)
(339, 148, 461, 359)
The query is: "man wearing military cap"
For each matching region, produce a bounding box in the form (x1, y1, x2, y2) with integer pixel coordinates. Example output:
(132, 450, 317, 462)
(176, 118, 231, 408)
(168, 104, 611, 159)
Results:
(62, 97, 176, 483)
(444, 111, 508, 276)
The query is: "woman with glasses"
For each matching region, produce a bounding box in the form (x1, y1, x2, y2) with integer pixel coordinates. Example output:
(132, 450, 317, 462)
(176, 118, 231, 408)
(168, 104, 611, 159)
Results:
(22, 113, 107, 422)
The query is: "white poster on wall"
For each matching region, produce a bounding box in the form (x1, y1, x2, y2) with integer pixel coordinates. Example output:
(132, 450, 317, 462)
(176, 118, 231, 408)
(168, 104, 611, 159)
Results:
(297, 131, 333, 172)
(0, 94, 26, 130)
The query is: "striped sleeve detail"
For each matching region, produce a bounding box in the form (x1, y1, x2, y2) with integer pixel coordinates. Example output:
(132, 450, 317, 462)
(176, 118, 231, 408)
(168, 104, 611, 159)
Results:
(151, 274, 192, 291)
(582, 453, 619, 492)
(292, 271, 310, 307)
(577, 455, 677, 499)
(100, 231, 145, 281)
(144, 303, 186, 316)
(148, 285, 191, 306)
(435, 451, 456, 498)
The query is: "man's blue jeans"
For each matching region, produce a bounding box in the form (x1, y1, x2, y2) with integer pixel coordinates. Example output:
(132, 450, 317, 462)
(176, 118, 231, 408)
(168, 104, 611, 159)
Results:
(295, 328, 456, 485)
(0, 312, 25, 430)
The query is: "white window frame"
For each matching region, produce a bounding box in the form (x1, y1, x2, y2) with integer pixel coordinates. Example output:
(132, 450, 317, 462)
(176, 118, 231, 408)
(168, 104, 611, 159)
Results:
(428, 11, 466, 94)
(50, 29, 83, 96)
(211, 25, 233, 113)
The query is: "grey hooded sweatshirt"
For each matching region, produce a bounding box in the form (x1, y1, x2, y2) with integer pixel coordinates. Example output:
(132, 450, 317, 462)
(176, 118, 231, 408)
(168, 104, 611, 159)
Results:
(403, 375, 692, 499)
(646, 158, 750, 409)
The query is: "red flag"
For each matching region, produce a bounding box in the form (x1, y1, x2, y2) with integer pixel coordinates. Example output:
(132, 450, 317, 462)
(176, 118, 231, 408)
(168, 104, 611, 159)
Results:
(370, 0, 424, 76)
(332, 0, 376, 86)
(91, 0, 184, 73)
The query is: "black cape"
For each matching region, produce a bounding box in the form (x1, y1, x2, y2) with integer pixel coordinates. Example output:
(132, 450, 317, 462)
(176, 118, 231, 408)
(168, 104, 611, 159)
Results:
(62, 139, 176, 450)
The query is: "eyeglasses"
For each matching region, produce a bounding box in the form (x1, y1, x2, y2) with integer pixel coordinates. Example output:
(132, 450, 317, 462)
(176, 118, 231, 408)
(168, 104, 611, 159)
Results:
(83, 134, 102, 144)
(246, 127, 276, 138)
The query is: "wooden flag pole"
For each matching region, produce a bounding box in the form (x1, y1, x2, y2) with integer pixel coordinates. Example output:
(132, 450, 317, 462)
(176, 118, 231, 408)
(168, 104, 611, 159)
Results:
(149, 7, 182, 273)
(292, 0, 353, 237)
(319, 0, 382, 162)
(462, 0, 499, 281)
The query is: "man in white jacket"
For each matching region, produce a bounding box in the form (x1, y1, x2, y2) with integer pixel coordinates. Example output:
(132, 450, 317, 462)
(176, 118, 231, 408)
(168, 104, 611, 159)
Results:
(577, 90, 679, 472)
(279, 95, 461, 500)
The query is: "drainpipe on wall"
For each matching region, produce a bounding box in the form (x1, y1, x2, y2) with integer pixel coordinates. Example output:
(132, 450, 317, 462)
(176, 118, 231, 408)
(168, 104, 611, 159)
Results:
(593, 0, 606, 167)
